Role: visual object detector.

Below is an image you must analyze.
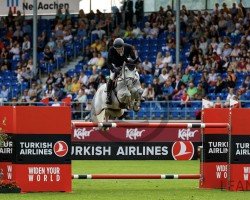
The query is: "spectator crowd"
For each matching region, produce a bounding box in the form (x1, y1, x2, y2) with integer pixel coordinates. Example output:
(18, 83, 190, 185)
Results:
(0, 0, 249, 114)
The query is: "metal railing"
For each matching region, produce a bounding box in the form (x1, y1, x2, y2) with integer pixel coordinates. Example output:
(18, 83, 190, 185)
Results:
(1, 100, 249, 121)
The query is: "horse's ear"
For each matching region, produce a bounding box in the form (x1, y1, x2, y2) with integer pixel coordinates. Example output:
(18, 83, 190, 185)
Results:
(126, 58, 136, 70)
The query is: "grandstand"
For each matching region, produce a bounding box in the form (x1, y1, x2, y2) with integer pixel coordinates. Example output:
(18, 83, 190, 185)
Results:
(0, 0, 249, 120)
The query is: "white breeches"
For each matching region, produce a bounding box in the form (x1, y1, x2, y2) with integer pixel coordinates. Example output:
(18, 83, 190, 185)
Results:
(110, 70, 116, 80)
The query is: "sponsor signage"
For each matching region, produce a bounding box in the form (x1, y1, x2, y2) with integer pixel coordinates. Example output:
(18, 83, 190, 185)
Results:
(172, 141, 194, 160)
(71, 142, 200, 160)
(1, 0, 80, 16)
(231, 136, 250, 164)
(0, 136, 13, 161)
(0, 162, 13, 181)
(13, 164, 72, 192)
(72, 127, 201, 142)
(203, 134, 228, 162)
(14, 134, 71, 164)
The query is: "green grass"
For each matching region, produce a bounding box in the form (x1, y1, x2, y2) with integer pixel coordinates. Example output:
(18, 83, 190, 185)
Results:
(1, 160, 250, 200)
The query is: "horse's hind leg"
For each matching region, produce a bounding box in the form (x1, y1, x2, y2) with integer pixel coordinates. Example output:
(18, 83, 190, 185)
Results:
(96, 110, 110, 131)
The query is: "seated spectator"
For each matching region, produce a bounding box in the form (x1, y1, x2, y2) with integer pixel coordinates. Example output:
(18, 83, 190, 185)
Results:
(37, 35, 46, 52)
(142, 84, 155, 101)
(215, 75, 227, 93)
(143, 22, 151, 36)
(0, 85, 9, 102)
(21, 67, 33, 82)
(9, 41, 20, 60)
(173, 75, 184, 92)
(230, 45, 241, 58)
(141, 58, 152, 74)
(96, 53, 105, 69)
(237, 57, 247, 72)
(46, 73, 56, 88)
(77, 21, 87, 40)
(88, 52, 98, 67)
(199, 37, 208, 55)
(131, 25, 143, 38)
(194, 83, 205, 100)
(71, 77, 81, 94)
(64, 76, 73, 94)
(180, 89, 190, 107)
(224, 88, 236, 107)
(55, 24, 64, 41)
(86, 84, 96, 96)
(112, 25, 125, 38)
(79, 71, 88, 86)
(231, 95, 241, 108)
(1, 59, 11, 71)
(13, 25, 23, 42)
(22, 35, 31, 53)
(158, 68, 169, 85)
(1, 48, 10, 60)
(161, 79, 174, 100)
(43, 85, 53, 100)
(181, 68, 192, 84)
(162, 51, 173, 66)
(63, 29, 73, 45)
(91, 25, 106, 40)
(152, 78, 162, 98)
(242, 75, 250, 90)
(214, 96, 223, 108)
(44, 46, 54, 63)
(52, 85, 65, 100)
(154, 52, 164, 76)
(21, 89, 31, 102)
(54, 41, 64, 59)
(47, 37, 56, 52)
(51, 97, 61, 107)
(28, 83, 38, 99)
(226, 69, 236, 89)
(207, 68, 217, 86)
(74, 89, 87, 104)
(124, 25, 133, 38)
(147, 23, 159, 39)
(187, 82, 197, 100)
(22, 21, 32, 36)
(54, 72, 64, 88)
(172, 84, 186, 101)
(221, 43, 232, 59)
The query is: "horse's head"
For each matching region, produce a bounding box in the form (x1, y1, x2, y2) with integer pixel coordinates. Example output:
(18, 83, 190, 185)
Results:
(120, 62, 138, 88)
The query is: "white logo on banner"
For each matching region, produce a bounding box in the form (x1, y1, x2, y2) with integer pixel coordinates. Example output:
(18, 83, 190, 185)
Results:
(178, 129, 198, 140)
(215, 165, 227, 179)
(74, 128, 94, 140)
(126, 128, 145, 140)
(244, 167, 250, 181)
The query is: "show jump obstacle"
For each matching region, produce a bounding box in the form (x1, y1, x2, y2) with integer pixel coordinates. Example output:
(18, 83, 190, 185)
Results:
(0, 107, 250, 192)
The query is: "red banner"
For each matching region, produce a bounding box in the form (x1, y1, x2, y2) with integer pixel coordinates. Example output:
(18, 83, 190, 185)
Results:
(72, 127, 201, 142)
(12, 164, 71, 192)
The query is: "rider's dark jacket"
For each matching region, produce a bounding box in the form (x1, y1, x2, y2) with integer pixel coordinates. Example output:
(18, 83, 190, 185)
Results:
(107, 43, 136, 72)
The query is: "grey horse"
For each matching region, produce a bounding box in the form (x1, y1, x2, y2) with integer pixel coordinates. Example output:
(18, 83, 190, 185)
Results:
(91, 63, 143, 123)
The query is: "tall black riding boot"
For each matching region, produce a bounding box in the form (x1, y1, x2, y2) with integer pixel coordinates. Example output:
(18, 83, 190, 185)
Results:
(106, 80, 113, 104)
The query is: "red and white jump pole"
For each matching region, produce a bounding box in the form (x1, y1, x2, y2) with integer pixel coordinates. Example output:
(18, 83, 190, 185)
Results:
(72, 122, 229, 129)
(72, 174, 201, 179)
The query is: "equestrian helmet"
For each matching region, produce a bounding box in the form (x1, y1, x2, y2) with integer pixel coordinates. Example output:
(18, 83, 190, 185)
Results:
(113, 38, 124, 48)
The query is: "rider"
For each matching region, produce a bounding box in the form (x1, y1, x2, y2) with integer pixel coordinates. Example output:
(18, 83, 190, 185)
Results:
(106, 37, 140, 104)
